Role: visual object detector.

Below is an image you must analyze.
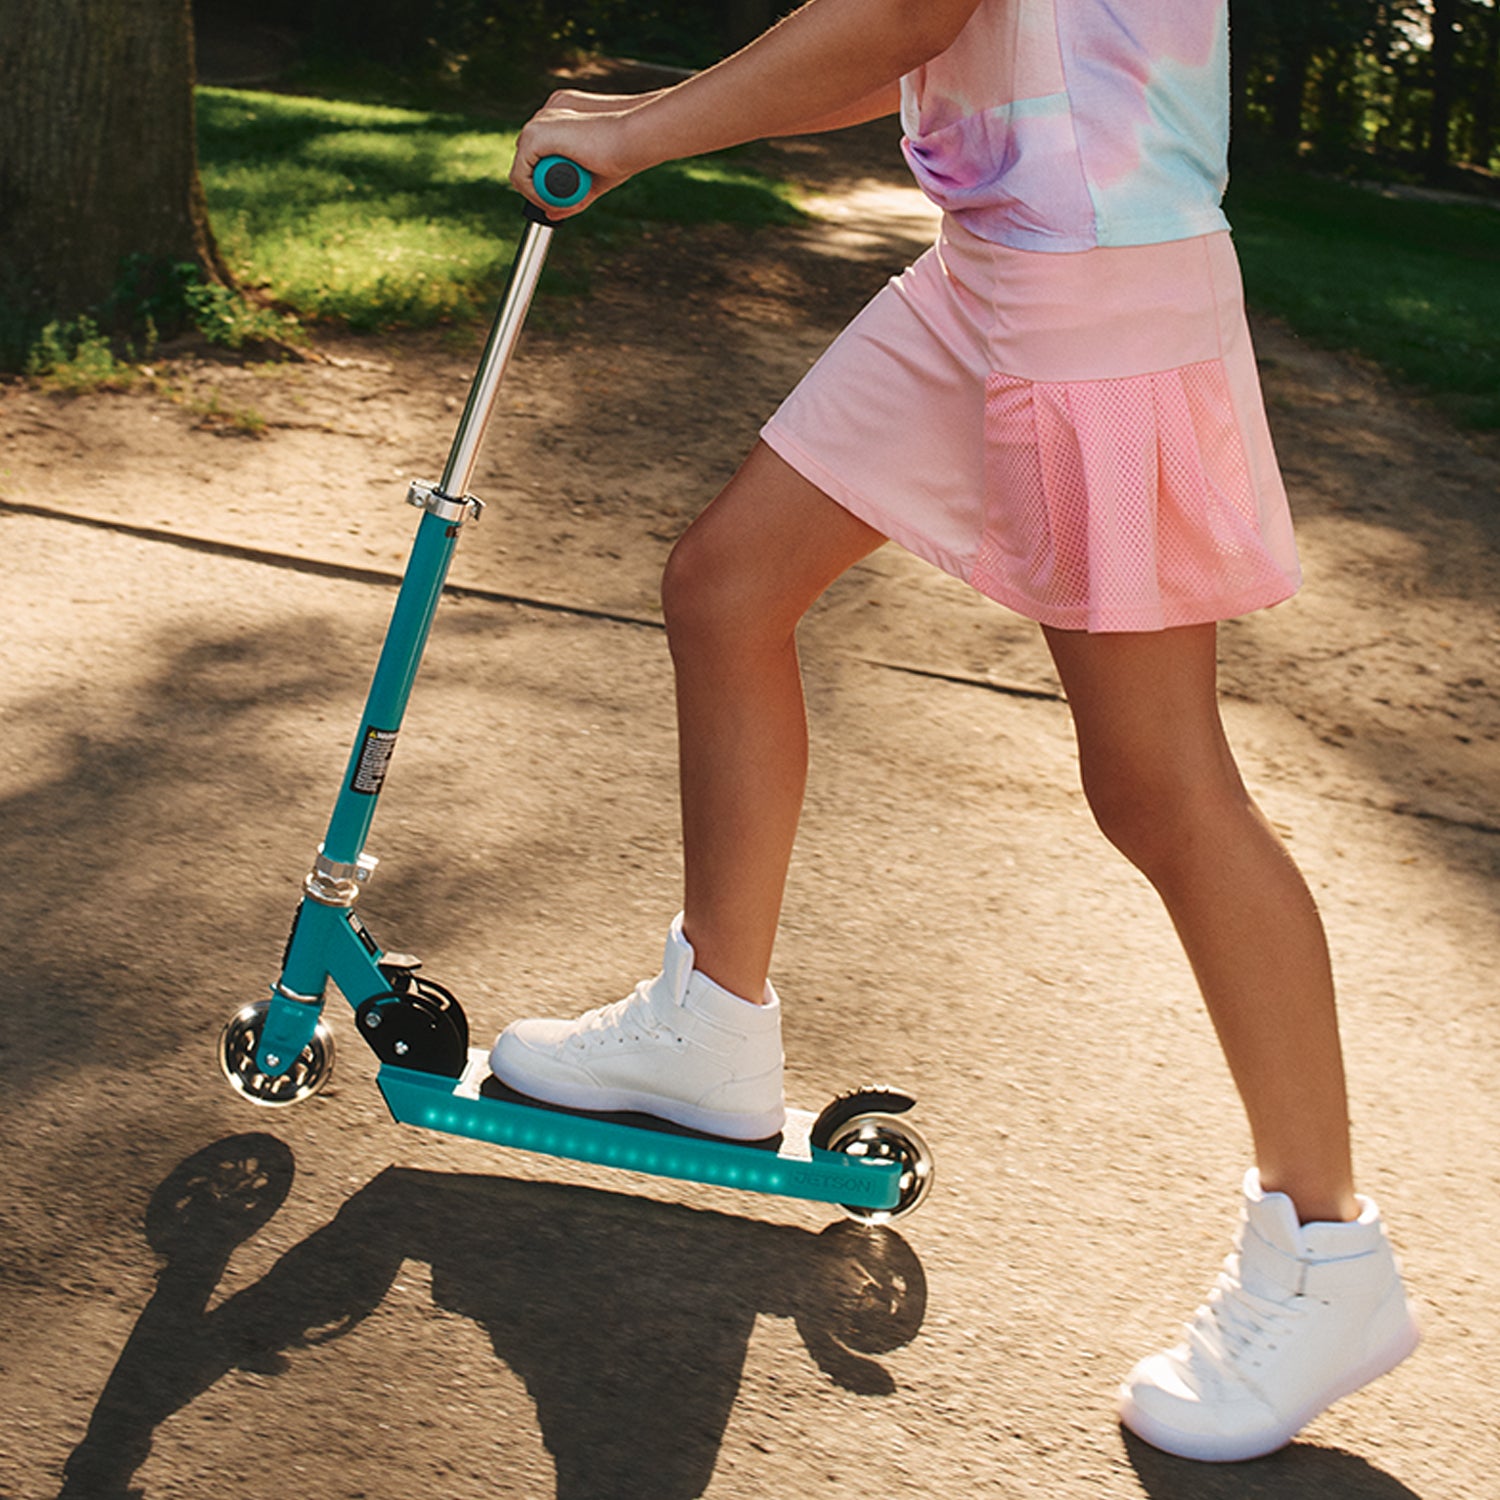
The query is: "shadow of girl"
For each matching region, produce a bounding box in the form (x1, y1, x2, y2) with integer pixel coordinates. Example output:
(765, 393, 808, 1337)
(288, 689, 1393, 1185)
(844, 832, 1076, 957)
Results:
(1121, 1423, 1431, 1499)
(60, 1133, 926, 1499)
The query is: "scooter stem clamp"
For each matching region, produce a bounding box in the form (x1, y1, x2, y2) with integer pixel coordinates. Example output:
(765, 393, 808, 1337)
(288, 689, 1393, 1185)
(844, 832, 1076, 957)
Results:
(406, 479, 484, 526)
(304, 847, 379, 907)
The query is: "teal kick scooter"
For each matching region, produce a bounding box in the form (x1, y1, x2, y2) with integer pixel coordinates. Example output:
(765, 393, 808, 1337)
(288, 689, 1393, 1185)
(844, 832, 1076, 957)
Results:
(217, 159, 935, 1224)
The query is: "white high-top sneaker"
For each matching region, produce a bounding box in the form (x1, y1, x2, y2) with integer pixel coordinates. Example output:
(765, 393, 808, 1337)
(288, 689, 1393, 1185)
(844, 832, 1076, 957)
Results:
(1118, 1169, 1421, 1462)
(488, 914, 785, 1141)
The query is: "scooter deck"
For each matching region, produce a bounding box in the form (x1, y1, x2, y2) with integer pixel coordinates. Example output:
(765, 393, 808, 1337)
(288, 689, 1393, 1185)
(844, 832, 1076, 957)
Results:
(376, 1049, 904, 1211)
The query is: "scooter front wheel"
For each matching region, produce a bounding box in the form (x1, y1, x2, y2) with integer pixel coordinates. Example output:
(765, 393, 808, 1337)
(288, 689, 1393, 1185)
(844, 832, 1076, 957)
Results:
(218, 999, 336, 1107)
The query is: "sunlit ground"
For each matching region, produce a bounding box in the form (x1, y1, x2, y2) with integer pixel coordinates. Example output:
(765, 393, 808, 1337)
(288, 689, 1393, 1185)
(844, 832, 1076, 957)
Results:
(801, 177, 942, 256)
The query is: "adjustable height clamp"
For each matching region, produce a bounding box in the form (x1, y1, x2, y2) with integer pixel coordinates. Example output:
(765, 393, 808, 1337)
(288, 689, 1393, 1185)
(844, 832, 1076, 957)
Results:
(406, 480, 485, 526)
(304, 846, 380, 908)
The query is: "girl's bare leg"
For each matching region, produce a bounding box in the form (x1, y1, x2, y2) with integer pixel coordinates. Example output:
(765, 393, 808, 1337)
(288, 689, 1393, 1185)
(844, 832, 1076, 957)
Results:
(488, 442, 878, 1140)
(661, 441, 886, 1001)
(1043, 622, 1358, 1225)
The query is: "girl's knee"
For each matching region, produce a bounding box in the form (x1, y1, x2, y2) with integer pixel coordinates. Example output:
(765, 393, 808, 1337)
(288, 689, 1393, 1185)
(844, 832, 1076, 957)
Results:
(1080, 753, 1247, 880)
(660, 515, 805, 657)
(662, 447, 875, 657)
(661, 523, 735, 647)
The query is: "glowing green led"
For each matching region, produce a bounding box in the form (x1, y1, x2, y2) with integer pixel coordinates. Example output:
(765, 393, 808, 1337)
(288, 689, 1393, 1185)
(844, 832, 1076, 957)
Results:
(377, 1064, 903, 1211)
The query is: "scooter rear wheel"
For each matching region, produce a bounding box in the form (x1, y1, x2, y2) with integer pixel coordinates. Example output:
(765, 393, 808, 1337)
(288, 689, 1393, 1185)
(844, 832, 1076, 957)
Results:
(824, 1112, 935, 1226)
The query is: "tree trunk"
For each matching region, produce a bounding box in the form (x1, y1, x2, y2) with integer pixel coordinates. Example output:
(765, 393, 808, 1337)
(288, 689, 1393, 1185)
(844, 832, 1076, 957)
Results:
(1228, 0, 1257, 154)
(1471, 0, 1500, 168)
(1426, 0, 1461, 180)
(0, 0, 229, 341)
(1270, 6, 1314, 153)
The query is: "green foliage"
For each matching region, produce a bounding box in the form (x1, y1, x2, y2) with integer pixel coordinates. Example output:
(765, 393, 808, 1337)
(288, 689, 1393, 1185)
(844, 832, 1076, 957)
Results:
(289, 0, 736, 78)
(195, 87, 801, 331)
(19, 256, 302, 391)
(177, 276, 302, 351)
(183, 386, 270, 437)
(24, 318, 139, 393)
(107, 254, 303, 351)
(1231, 0, 1500, 176)
(1229, 168, 1500, 427)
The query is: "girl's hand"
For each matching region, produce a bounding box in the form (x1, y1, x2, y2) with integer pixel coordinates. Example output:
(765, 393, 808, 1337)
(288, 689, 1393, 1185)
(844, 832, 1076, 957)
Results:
(508, 89, 660, 216)
(507, 0, 985, 214)
(538, 87, 667, 117)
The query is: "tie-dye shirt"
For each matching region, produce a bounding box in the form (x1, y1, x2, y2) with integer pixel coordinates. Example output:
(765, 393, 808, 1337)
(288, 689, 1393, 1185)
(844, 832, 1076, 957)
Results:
(900, 0, 1230, 251)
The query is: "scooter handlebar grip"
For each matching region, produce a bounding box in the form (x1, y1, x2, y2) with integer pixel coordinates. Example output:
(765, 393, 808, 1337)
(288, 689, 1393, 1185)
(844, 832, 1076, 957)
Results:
(533, 155, 592, 211)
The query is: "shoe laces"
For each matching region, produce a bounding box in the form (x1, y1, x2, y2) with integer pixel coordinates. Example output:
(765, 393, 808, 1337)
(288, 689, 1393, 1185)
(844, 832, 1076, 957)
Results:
(568, 983, 678, 1051)
(1184, 1252, 1301, 1374)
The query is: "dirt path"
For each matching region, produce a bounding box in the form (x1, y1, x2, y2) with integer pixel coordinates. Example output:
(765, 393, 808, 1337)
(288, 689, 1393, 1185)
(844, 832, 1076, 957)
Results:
(1, 122, 1497, 1500)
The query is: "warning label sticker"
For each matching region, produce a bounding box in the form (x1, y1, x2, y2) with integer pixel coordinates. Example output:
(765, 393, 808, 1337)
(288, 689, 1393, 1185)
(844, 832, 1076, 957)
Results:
(351, 726, 398, 795)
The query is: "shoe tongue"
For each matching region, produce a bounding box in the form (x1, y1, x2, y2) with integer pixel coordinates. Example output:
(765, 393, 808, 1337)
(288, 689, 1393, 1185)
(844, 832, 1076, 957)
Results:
(1244, 1180, 1306, 1257)
(661, 914, 695, 1003)
(1238, 1181, 1307, 1298)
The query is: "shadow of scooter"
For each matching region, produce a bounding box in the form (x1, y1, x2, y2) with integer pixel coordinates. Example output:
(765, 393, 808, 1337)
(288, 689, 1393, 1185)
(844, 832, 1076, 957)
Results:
(61, 1133, 927, 1499)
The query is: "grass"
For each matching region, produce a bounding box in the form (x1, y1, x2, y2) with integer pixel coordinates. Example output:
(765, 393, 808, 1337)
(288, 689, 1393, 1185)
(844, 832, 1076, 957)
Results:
(1227, 168, 1500, 429)
(196, 87, 803, 331)
(200, 88, 1494, 430)
(29, 85, 1499, 432)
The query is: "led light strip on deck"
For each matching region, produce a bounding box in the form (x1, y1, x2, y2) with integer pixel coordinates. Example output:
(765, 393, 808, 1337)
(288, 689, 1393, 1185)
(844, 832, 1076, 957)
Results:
(376, 1061, 902, 1210)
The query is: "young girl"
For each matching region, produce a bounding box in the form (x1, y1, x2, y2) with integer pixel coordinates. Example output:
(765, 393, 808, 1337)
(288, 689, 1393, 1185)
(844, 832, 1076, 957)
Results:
(491, 0, 1420, 1463)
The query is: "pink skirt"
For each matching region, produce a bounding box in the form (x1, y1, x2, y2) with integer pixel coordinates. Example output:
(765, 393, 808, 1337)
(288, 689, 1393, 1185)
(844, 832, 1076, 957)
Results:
(760, 218, 1299, 632)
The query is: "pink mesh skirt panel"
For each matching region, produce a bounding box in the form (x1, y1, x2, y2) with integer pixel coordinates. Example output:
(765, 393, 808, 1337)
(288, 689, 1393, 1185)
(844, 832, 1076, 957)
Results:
(760, 220, 1300, 633)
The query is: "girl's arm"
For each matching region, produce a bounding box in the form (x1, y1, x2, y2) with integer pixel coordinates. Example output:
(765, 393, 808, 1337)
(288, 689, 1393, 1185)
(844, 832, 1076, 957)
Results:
(535, 79, 902, 147)
(510, 0, 978, 210)
(769, 81, 904, 137)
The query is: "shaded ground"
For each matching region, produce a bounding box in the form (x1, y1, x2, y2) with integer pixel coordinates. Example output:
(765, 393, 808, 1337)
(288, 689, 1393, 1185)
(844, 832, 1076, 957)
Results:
(1, 117, 1497, 1500)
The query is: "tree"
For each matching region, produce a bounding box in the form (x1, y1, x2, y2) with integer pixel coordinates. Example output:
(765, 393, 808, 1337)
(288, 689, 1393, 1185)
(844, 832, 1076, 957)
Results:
(1265, 0, 1317, 152)
(0, 0, 230, 354)
(1427, 0, 1464, 176)
(1471, 0, 1500, 166)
